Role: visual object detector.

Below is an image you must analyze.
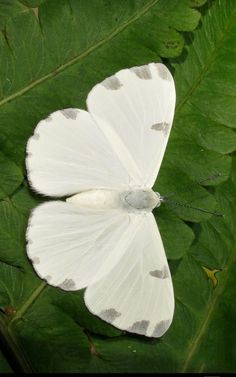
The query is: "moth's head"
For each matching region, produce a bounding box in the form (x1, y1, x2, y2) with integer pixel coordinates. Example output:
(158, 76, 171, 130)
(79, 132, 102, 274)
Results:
(155, 192, 162, 208)
(121, 189, 161, 212)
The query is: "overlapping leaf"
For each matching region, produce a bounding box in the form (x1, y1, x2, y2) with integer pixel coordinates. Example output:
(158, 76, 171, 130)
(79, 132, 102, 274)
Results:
(0, 0, 236, 373)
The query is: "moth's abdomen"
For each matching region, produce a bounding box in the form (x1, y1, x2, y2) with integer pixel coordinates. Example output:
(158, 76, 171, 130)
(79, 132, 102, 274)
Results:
(67, 189, 160, 212)
(66, 189, 120, 209)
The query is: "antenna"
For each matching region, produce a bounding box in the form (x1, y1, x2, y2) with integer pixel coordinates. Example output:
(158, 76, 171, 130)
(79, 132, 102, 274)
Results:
(161, 197, 223, 217)
(162, 172, 223, 200)
(157, 172, 224, 217)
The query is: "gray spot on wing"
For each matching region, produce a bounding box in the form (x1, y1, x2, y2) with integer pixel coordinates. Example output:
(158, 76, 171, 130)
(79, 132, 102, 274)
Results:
(99, 308, 121, 323)
(33, 132, 40, 140)
(152, 320, 170, 337)
(45, 115, 53, 122)
(149, 266, 169, 279)
(27, 238, 33, 245)
(61, 109, 79, 120)
(59, 278, 76, 290)
(151, 122, 170, 135)
(155, 64, 172, 81)
(32, 256, 40, 264)
(102, 75, 122, 90)
(128, 320, 149, 335)
(131, 65, 152, 80)
(45, 275, 52, 282)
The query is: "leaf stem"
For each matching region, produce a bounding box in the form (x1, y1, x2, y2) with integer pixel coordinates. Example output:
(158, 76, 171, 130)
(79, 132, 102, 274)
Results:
(10, 281, 46, 326)
(0, 0, 158, 108)
(0, 315, 33, 373)
(181, 251, 236, 372)
(175, 5, 236, 116)
(0, 282, 46, 373)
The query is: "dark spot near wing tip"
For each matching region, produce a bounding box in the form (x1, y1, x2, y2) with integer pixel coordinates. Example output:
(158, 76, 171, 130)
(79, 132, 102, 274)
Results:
(149, 266, 169, 279)
(102, 76, 122, 90)
(152, 320, 170, 337)
(59, 278, 76, 290)
(61, 109, 79, 120)
(155, 64, 172, 81)
(99, 308, 121, 323)
(128, 320, 149, 335)
(130, 65, 152, 80)
(33, 133, 40, 140)
(32, 256, 40, 264)
(45, 115, 52, 122)
(151, 122, 170, 135)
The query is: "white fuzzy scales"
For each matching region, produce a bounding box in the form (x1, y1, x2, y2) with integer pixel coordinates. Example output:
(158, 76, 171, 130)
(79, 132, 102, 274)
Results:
(26, 63, 176, 338)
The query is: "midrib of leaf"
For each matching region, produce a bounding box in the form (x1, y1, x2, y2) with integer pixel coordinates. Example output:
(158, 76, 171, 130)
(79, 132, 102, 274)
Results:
(0, 0, 158, 108)
(10, 281, 46, 326)
(0, 315, 33, 373)
(175, 5, 236, 116)
(1, 197, 46, 327)
(181, 250, 236, 372)
(174, 8, 236, 368)
(0, 282, 47, 372)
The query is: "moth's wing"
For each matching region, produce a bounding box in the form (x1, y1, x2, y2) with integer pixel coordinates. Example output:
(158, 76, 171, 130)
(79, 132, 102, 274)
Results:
(26, 201, 141, 290)
(87, 63, 176, 188)
(26, 109, 132, 197)
(85, 213, 174, 338)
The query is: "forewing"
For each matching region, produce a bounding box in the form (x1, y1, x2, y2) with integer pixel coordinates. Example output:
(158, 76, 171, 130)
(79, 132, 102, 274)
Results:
(87, 63, 176, 188)
(85, 213, 174, 337)
(26, 201, 141, 290)
(26, 109, 132, 197)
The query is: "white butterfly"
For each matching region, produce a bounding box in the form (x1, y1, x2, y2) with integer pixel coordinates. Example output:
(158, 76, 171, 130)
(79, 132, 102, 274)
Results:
(26, 63, 176, 338)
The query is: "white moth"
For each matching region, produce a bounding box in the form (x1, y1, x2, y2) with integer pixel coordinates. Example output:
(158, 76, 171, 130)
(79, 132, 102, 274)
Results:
(26, 63, 176, 338)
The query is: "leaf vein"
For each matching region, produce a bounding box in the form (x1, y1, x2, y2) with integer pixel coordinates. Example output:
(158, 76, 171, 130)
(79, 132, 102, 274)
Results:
(0, 0, 159, 108)
(175, 6, 236, 115)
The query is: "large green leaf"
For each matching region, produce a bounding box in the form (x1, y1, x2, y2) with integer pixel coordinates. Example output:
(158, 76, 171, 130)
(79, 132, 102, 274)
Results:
(0, 0, 203, 200)
(0, 0, 236, 373)
(0, 0, 26, 30)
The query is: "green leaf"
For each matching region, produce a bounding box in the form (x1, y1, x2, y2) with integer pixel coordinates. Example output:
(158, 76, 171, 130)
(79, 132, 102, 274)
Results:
(20, 0, 45, 7)
(15, 298, 91, 373)
(0, 0, 204, 199)
(0, 153, 23, 199)
(1, 0, 236, 373)
(0, 0, 26, 30)
(155, 206, 194, 259)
